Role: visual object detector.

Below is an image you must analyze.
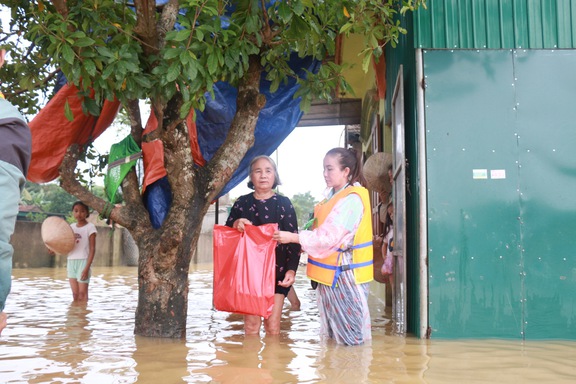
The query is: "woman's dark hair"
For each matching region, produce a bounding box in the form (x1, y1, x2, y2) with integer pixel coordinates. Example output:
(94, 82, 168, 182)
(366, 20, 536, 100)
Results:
(246, 155, 282, 190)
(325, 147, 366, 186)
(72, 201, 90, 213)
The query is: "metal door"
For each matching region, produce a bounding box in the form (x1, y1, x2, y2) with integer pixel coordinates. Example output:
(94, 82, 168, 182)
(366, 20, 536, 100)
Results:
(424, 49, 576, 339)
(392, 66, 407, 334)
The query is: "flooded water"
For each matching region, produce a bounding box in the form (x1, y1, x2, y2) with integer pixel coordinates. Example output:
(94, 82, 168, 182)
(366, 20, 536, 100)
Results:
(1, 265, 576, 383)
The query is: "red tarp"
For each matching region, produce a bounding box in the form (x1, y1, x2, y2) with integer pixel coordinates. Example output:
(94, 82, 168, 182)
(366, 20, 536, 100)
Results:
(141, 109, 206, 192)
(27, 84, 121, 183)
(27, 84, 206, 185)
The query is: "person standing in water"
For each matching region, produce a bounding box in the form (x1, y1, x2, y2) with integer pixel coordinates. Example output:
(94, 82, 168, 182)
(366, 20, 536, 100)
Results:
(0, 49, 32, 335)
(225, 155, 301, 335)
(274, 147, 373, 345)
(67, 201, 97, 302)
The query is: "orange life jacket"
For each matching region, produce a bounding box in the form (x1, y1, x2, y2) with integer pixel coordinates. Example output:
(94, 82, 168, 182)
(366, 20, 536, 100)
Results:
(306, 186, 373, 287)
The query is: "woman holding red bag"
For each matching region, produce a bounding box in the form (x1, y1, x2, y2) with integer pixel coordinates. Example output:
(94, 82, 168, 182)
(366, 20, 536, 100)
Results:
(225, 155, 301, 335)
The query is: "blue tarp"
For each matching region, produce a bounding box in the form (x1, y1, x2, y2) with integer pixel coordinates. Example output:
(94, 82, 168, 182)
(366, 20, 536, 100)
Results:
(197, 54, 320, 197)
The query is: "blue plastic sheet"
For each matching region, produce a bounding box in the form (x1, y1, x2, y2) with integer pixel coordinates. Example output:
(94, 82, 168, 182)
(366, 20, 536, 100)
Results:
(197, 54, 320, 197)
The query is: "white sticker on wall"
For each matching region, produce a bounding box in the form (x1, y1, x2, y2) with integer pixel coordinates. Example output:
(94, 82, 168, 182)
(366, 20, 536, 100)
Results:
(472, 169, 488, 179)
(490, 169, 506, 179)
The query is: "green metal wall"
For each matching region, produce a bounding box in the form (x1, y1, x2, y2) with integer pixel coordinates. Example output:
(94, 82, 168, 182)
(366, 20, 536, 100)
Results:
(414, 0, 576, 49)
(424, 49, 576, 339)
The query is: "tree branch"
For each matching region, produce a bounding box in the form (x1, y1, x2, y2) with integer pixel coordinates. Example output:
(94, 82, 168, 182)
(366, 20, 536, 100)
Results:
(203, 55, 265, 201)
(161, 94, 195, 207)
(59, 144, 151, 233)
(158, 0, 180, 50)
(51, 0, 69, 19)
(133, 0, 159, 56)
(126, 99, 143, 147)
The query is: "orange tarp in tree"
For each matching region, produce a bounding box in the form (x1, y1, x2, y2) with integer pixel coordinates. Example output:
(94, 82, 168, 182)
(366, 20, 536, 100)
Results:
(27, 84, 206, 185)
(27, 84, 121, 183)
(141, 109, 206, 192)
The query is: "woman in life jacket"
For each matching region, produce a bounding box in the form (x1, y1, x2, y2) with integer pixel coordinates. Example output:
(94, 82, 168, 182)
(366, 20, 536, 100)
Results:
(273, 147, 373, 345)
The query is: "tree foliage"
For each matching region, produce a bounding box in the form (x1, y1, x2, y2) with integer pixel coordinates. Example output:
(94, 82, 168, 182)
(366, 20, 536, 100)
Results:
(1, 0, 425, 116)
(291, 191, 317, 228)
(21, 182, 107, 219)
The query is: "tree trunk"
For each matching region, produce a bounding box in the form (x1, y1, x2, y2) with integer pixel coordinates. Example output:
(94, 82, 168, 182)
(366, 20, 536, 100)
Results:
(131, 56, 264, 336)
(133, 196, 209, 338)
(60, 57, 265, 339)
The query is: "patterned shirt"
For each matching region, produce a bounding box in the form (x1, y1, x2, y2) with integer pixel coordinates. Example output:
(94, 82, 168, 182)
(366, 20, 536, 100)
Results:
(226, 193, 301, 279)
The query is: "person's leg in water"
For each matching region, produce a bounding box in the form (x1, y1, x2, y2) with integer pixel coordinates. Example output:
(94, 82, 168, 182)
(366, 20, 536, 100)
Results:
(263, 293, 285, 334)
(69, 278, 80, 301)
(286, 286, 301, 311)
(244, 314, 262, 335)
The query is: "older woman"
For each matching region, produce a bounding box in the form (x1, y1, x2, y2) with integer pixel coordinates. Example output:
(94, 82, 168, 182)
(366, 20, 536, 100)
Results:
(225, 155, 301, 335)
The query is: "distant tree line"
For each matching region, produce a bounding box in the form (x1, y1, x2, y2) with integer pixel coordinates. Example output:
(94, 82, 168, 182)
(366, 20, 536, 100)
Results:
(23, 183, 317, 227)
(21, 182, 107, 222)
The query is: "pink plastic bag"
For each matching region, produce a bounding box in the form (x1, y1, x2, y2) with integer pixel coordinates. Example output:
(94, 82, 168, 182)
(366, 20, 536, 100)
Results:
(212, 223, 278, 318)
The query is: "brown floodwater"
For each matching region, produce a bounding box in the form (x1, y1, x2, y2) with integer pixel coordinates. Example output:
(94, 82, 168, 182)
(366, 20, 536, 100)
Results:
(1, 265, 576, 383)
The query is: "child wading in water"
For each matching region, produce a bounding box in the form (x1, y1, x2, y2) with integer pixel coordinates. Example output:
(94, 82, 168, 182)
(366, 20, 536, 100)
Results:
(67, 201, 97, 302)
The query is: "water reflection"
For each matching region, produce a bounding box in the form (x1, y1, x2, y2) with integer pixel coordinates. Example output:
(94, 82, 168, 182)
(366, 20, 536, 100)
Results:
(0, 266, 575, 383)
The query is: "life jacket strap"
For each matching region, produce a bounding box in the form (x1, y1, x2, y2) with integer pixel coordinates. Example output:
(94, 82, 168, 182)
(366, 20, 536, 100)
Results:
(309, 241, 373, 288)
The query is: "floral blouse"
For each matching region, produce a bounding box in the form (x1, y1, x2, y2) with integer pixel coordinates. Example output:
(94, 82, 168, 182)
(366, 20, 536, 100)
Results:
(226, 193, 301, 278)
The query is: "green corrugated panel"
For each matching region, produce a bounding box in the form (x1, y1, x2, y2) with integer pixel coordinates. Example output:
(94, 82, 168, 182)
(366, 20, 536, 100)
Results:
(414, 0, 576, 49)
(484, 0, 502, 48)
(513, 0, 529, 48)
(471, 0, 488, 47)
(557, 0, 576, 46)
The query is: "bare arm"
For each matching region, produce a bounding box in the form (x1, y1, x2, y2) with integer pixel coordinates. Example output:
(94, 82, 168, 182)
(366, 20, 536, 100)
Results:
(81, 233, 97, 281)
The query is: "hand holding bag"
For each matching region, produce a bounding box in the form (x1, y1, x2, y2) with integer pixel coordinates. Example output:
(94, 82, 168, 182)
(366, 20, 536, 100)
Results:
(213, 223, 278, 318)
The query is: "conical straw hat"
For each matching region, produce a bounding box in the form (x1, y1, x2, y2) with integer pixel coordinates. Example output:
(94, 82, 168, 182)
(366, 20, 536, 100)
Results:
(363, 152, 393, 195)
(41, 216, 75, 255)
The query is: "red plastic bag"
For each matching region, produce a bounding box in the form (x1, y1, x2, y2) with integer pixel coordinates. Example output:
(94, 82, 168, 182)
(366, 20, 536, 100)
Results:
(213, 223, 278, 318)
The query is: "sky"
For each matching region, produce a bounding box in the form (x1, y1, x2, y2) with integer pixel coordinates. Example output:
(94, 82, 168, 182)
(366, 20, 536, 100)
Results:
(94, 123, 346, 203)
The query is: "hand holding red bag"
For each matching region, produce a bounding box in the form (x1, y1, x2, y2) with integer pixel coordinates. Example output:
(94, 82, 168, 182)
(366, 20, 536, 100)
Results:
(213, 223, 278, 318)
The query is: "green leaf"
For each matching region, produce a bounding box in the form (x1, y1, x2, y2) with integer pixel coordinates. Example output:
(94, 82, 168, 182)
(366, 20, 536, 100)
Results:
(96, 46, 115, 58)
(134, 75, 152, 88)
(207, 53, 218, 75)
(74, 37, 96, 47)
(362, 52, 372, 73)
(102, 65, 115, 80)
(84, 98, 100, 116)
(61, 44, 75, 64)
(84, 59, 97, 76)
(186, 61, 198, 80)
(64, 101, 74, 121)
(339, 22, 354, 35)
(293, 0, 305, 15)
(269, 76, 280, 93)
(180, 100, 194, 119)
(164, 48, 181, 60)
(166, 62, 181, 82)
(173, 29, 192, 42)
(278, 2, 292, 22)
